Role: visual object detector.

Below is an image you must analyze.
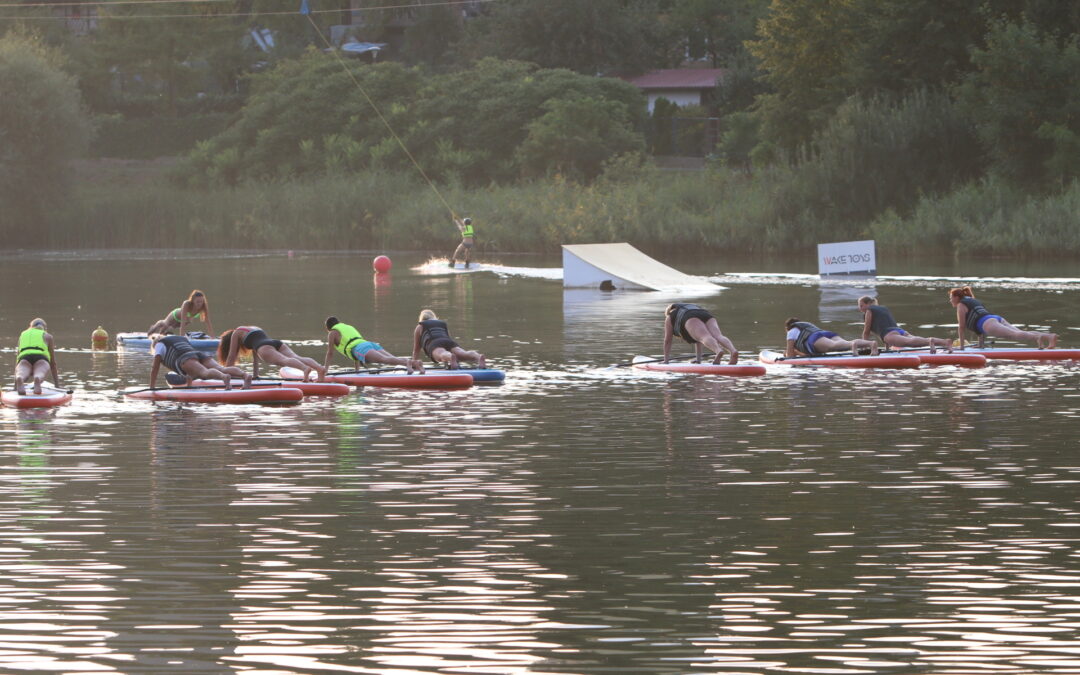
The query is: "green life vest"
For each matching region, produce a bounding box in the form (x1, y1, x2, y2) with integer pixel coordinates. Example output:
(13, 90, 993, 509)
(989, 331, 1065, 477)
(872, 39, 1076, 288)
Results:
(17, 328, 48, 362)
(461, 223, 474, 238)
(332, 322, 364, 359)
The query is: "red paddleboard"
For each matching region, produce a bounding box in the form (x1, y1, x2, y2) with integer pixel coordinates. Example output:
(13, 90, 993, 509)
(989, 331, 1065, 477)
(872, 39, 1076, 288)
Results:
(1, 385, 72, 408)
(915, 353, 987, 368)
(124, 387, 304, 403)
(179, 378, 350, 397)
(759, 349, 921, 369)
(281, 366, 473, 389)
(631, 357, 765, 377)
(953, 347, 1080, 361)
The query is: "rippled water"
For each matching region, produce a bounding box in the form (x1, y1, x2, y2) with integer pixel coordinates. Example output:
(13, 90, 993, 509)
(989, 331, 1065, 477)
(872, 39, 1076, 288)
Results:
(0, 251, 1078, 673)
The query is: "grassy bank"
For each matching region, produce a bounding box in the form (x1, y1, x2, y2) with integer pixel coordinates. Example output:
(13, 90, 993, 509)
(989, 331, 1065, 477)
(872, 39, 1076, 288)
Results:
(45, 161, 1080, 256)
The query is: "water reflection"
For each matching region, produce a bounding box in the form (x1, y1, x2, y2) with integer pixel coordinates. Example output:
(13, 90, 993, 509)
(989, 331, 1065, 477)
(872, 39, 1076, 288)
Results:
(0, 254, 1076, 672)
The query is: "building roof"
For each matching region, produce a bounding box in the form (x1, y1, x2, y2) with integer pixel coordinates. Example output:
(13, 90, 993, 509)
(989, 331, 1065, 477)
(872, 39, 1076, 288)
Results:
(622, 69, 726, 90)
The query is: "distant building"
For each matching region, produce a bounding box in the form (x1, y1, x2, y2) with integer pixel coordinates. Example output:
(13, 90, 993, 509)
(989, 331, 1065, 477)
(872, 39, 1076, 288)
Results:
(621, 69, 727, 113)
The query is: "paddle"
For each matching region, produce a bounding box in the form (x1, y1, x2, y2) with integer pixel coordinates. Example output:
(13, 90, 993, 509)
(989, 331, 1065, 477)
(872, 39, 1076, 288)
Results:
(608, 353, 714, 368)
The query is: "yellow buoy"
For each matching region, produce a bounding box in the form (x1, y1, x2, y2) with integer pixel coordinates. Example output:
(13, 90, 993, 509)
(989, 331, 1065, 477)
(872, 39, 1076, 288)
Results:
(91, 326, 109, 350)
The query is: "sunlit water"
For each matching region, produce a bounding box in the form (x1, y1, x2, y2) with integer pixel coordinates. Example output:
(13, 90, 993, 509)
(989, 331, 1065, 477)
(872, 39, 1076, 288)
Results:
(0, 251, 1077, 673)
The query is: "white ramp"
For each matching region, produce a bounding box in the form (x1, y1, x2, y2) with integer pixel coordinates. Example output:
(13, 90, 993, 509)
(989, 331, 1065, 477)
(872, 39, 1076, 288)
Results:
(561, 243, 717, 291)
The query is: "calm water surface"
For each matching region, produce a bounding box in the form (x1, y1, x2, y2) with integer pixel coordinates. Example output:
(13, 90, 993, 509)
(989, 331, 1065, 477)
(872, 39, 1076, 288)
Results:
(0, 251, 1078, 674)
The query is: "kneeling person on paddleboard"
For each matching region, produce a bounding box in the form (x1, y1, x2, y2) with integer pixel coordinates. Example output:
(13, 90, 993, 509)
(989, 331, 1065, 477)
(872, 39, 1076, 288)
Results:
(150, 335, 251, 390)
(15, 318, 61, 396)
(785, 317, 878, 358)
(412, 309, 486, 370)
(664, 303, 738, 365)
(858, 296, 952, 353)
(147, 289, 213, 337)
(949, 286, 1057, 349)
(325, 317, 424, 374)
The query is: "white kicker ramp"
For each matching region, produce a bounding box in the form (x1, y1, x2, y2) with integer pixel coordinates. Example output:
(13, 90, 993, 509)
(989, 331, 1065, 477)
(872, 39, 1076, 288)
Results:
(561, 243, 717, 291)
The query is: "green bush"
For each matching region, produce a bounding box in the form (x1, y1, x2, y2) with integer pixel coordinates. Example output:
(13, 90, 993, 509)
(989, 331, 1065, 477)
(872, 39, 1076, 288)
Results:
(182, 55, 646, 186)
(0, 31, 90, 243)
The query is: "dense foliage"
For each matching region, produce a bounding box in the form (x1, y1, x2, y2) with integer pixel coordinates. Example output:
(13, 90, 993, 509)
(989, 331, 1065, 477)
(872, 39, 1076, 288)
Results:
(0, 32, 89, 243)
(183, 56, 646, 185)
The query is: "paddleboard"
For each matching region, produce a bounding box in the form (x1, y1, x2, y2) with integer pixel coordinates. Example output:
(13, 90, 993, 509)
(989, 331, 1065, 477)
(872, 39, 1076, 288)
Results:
(1, 385, 73, 408)
(281, 366, 474, 389)
(123, 386, 303, 403)
(759, 349, 922, 369)
(165, 373, 350, 396)
(631, 356, 766, 377)
(945, 346, 1080, 362)
(118, 331, 220, 350)
(429, 367, 505, 383)
(914, 352, 987, 368)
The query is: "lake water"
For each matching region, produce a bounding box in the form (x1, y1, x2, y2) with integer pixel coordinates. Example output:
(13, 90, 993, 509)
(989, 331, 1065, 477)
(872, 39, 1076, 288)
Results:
(0, 250, 1078, 674)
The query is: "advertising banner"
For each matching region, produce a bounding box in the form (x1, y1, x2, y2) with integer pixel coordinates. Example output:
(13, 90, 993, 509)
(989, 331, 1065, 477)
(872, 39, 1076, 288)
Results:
(818, 240, 876, 276)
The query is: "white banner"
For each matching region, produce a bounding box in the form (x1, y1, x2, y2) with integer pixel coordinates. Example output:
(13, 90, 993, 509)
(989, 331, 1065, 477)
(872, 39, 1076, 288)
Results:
(817, 240, 876, 276)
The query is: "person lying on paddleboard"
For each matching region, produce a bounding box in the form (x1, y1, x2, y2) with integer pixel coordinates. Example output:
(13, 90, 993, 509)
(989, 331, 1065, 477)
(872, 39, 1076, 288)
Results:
(949, 286, 1057, 349)
(147, 290, 213, 337)
(663, 303, 739, 365)
(219, 326, 326, 381)
(14, 318, 61, 396)
(449, 217, 474, 269)
(412, 309, 486, 370)
(785, 317, 879, 358)
(150, 334, 251, 389)
(858, 296, 952, 353)
(324, 316, 424, 374)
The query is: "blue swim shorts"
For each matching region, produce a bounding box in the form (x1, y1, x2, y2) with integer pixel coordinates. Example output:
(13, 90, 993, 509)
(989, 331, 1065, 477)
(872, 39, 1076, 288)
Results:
(807, 330, 839, 355)
(350, 341, 384, 361)
(975, 314, 1003, 334)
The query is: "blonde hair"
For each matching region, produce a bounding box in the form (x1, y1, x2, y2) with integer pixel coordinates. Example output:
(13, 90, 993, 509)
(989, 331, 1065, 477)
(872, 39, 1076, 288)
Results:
(418, 309, 437, 322)
(29, 318, 46, 329)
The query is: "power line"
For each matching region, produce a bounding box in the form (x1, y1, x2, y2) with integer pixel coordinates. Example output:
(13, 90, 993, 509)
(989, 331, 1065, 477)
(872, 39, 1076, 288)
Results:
(0, 0, 493, 15)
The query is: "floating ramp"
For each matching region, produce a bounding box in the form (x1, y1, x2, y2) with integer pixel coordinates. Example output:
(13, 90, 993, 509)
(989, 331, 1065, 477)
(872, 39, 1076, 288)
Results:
(561, 243, 717, 291)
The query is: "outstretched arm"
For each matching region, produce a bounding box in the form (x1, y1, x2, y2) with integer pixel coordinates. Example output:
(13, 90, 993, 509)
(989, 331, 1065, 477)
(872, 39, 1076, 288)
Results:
(662, 316, 674, 362)
(955, 306, 968, 349)
(861, 311, 873, 341)
(785, 339, 797, 359)
(46, 335, 60, 386)
(150, 355, 162, 388)
(324, 330, 337, 370)
(412, 325, 423, 362)
(202, 307, 213, 336)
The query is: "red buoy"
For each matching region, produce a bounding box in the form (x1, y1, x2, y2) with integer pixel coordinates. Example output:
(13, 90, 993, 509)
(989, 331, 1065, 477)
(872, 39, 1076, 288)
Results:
(373, 255, 392, 273)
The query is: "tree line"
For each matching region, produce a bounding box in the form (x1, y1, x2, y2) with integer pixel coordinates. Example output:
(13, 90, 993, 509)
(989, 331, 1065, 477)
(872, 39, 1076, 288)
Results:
(3, 0, 1080, 253)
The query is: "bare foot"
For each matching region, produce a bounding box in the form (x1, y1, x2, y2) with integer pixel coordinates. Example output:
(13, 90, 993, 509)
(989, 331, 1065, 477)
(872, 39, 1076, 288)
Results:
(33, 379, 43, 395)
(223, 374, 232, 390)
(478, 354, 486, 369)
(242, 374, 252, 389)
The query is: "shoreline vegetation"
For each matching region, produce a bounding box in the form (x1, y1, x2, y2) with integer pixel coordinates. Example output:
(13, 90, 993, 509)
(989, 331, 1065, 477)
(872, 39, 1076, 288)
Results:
(49, 158, 1080, 257)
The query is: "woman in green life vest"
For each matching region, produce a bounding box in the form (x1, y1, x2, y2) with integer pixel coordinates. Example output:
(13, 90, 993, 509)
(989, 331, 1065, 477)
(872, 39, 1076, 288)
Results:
(323, 317, 424, 374)
(147, 289, 213, 337)
(449, 217, 475, 269)
(15, 318, 61, 396)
